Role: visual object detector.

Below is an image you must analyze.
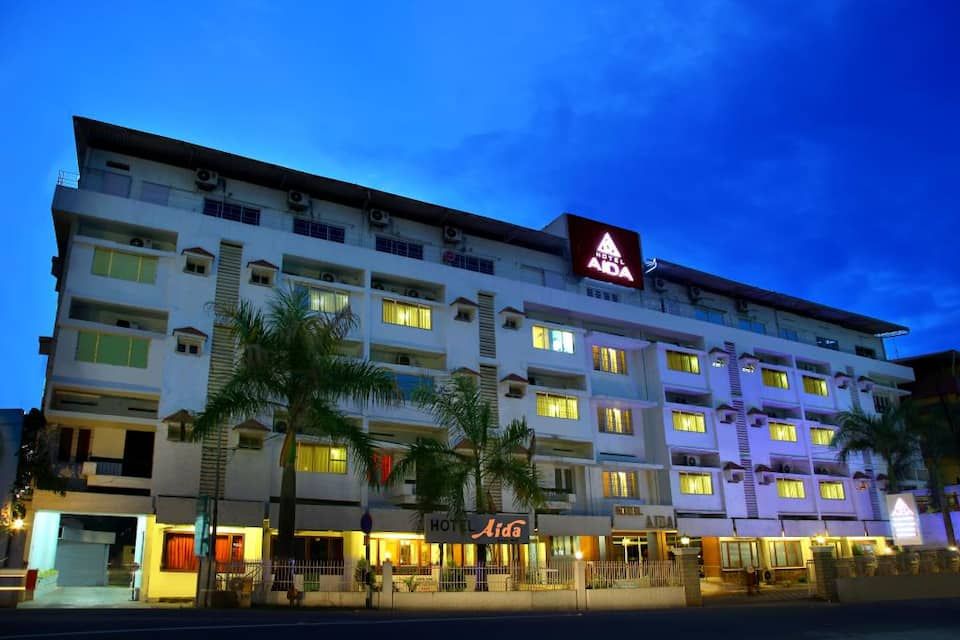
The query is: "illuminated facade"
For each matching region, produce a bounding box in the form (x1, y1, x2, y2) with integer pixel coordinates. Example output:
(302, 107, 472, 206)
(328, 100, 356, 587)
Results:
(28, 117, 917, 599)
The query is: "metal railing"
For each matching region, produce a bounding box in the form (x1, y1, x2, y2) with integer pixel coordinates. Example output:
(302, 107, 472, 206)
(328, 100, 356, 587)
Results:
(585, 560, 683, 589)
(217, 560, 351, 593)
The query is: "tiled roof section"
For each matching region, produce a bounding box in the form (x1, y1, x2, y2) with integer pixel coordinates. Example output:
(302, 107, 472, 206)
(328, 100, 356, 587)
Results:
(162, 409, 194, 423)
(181, 246, 215, 258)
(716, 404, 736, 412)
(747, 408, 767, 415)
(723, 462, 745, 471)
(754, 464, 773, 473)
(500, 373, 529, 384)
(450, 297, 478, 307)
(172, 326, 208, 338)
(233, 418, 270, 432)
(499, 306, 526, 316)
(852, 471, 870, 479)
(452, 367, 480, 376)
(247, 259, 278, 270)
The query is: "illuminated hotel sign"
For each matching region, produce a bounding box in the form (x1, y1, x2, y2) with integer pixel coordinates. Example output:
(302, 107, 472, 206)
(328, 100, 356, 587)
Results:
(425, 513, 530, 544)
(885, 493, 923, 546)
(566, 214, 644, 290)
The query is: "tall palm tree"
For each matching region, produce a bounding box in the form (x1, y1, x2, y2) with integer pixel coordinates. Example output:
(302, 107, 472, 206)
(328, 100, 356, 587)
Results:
(834, 405, 919, 494)
(388, 375, 543, 589)
(193, 287, 399, 561)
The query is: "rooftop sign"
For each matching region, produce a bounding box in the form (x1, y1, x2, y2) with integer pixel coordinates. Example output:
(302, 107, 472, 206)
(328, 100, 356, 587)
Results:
(567, 214, 643, 290)
(885, 493, 923, 546)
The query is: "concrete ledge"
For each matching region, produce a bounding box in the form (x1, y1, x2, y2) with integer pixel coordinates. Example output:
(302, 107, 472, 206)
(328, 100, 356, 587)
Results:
(262, 591, 373, 608)
(390, 590, 578, 611)
(836, 575, 960, 603)
(586, 587, 684, 610)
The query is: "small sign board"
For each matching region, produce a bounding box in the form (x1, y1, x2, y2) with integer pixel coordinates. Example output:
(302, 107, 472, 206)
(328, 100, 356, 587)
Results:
(194, 496, 211, 557)
(425, 513, 530, 544)
(886, 492, 923, 546)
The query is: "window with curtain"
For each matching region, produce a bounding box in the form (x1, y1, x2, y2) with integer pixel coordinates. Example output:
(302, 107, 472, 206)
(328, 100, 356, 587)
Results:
(372, 452, 393, 485)
(769, 421, 798, 442)
(598, 407, 633, 434)
(777, 478, 806, 499)
(666, 350, 700, 374)
(592, 346, 627, 374)
(802, 376, 829, 396)
(602, 471, 638, 498)
(761, 368, 790, 389)
(92, 248, 157, 284)
(296, 444, 348, 474)
(769, 540, 803, 567)
(679, 472, 713, 495)
(536, 393, 579, 420)
(382, 299, 431, 330)
(295, 285, 349, 314)
(810, 428, 835, 446)
(76, 331, 149, 368)
(819, 481, 846, 500)
(162, 533, 243, 571)
(532, 325, 575, 354)
(721, 541, 759, 569)
(672, 410, 706, 433)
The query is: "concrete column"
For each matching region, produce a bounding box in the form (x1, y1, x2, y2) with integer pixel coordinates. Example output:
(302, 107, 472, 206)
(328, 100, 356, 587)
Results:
(674, 547, 702, 606)
(382, 559, 393, 609)
(574, 559, 586, 611)
(812, 546, 838, 602)
(647, 532, 662, 561)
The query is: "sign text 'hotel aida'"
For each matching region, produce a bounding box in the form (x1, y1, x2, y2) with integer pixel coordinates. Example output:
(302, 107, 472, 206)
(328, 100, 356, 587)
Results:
(425, 513, 530, 544)
(885, 493, 923, 547)
(566, 214, 644, 290)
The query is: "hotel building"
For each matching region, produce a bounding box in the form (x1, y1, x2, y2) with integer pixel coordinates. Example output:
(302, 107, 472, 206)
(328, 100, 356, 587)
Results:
(27, 117, 917, 598)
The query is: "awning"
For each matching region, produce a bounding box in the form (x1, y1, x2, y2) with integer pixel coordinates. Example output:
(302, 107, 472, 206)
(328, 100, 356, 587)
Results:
(676, 517, 735, 537)
(268, 503, 362, 531)
(734, 518, 782, 538)
(781, 519, 824, 537)
(865, 520, 891, 537)
(537, 514, 611, 536)
(825, 520, 868, 537)
(156, 496, 264, 527)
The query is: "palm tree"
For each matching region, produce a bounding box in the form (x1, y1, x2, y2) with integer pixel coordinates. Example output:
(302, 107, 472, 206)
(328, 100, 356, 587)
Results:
(906, 399, 959, 546)
(834, 405, 919, 494)
(193, 287, 400, 561)
(388, 375, 543, 590)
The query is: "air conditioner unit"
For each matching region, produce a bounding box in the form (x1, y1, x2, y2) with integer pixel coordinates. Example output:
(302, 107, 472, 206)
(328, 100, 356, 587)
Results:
(195, 168, 219, 191)
(736, 299, 750, 313)
(405, 288, 421, 299)
(371, 281, 385, 290)
(443, 226, 463, 243)
(685, 455, 700, 467)
(455, 310, 472, 322)
(815, 466, 828, 475)
(527, 376, 537, 386)
(503, 318, 519, 330)
(779, 463, 792, 474)
(129, 237, 152, 249)
(369, 209, 391, 226)
(115, 319, 131, 328)
(320, 272, 336, 283)
(653, 277, 668, 292)
(287, 190, 309, 211)
(395, 353, 412, 366)
(687, 285, 702, 302)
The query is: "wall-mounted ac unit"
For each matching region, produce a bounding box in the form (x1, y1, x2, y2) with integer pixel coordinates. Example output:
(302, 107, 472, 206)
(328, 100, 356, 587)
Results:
(815, 466, 828, 475)
(736, 299, 750, 313)
(287, 190, 309, 211)
(503, 318, 519, 330)
(653, 277, 668, 292)
(129, 237, 152, 249)
(779, 463, 792, 474)
(369, 209, 390, 226)
(195, 168, 219, 191)
(443, 226, 463, 243)
(405, 288, 421, 299)
(687, 285, 702, 302)
(371, 281, 385, 290)
(320, 272, 336, 283)
(685, 455, 700, 467)
(395, 353, 412, 366)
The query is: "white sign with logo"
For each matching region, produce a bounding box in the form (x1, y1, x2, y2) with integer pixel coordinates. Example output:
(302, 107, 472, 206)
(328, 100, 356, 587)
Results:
(885, 492, 923, 546)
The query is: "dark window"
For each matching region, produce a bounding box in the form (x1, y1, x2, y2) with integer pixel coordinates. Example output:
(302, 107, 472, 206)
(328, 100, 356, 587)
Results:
(855, 345, 877, 359)
(738, 319, 766, 334)
(694, 307, 725, 325)
(76, 429, 91, 463)
(140, 182, 170, 206)
(106, 160, 130, 171)
(442, 250, 494, 275)
(57, 427, 74, 462)
(203, 198, 260, 226)
(293, 218, 345, 243)
(586, 287, 619, 302)
(271, 535, 344, 563)
(779, 327, 799, 341)
(816, 336, 840, 351)
(375, 236, 424, 260)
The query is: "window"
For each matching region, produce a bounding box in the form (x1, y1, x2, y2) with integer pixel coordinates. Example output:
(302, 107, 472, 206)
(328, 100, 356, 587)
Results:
(602, 471, 638, 498)
(443, 250, 494, 275)
(250, 268, 274, 287)
(296, 444, 347, 474)
(816, 336, 839, 351)
(238, 433, 263, 450)
(761, 368, 790, 389)
(855, 345, 877, 359)
(873, 394, 892, 413)
(802, 375, 828, 396)
(598, 407, 633, 434)
(586, 287, 619, 303)
(162, 532, 243, 571)
(140, 181, 170, 206)
(721, 541, 759, 570)
(184, 256, 207, 275)
(694, 308, 725, 325)
(167, 422, 193, 442)
(738, 319, 766, 334)
(769, 540, 803, 568)
(777, 478, 806, 499)
(779, 327, 799, 341)
(810, 428, 834, 446)
(76, 331, 149, 368)
(819, 481, 846, 500)
(769, 421, 798, 442)
(532, 325, 575, 354)
(175, 337, 202, 356)
(272, 535, 345, 563)
(376, 236, 423, 260)
(592, 346, 627, 374)
(292, 217, 346, 242)
(296, 285, 349, 314)
(672, 410, 706, 433)
(679, 472, 713, 495)
(92, 248, 157, 284)
(536, 393, 579, 420)
(554, 468, 575, 492)
(203, 198, 260, 226)
(666, 350, 700, 374)
(394, 374, 433, 401)
(382, 299, 432, 330)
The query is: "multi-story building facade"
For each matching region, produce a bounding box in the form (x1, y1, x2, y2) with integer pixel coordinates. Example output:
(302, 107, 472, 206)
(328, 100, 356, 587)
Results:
(26, 117, 916, 599)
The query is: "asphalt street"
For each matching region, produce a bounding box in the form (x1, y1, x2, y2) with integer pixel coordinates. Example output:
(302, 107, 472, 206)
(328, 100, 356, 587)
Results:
(1, 599, 958, 640)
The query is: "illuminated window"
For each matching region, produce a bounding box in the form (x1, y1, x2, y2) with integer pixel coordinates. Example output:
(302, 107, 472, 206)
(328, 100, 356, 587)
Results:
(721, 541, 759, 570)
(598, 407, 633, 434)
(92, 248, 157, 284)
(672, 410, 706, 433)
(679, 472, 713, 495)
(769, 540, 803, 568)
(819, 481, 846, 500)
(76, 331, 149, 368)
(297, 285, 349, 314)
(666, 350, 700, 374)
(769, 421, 798, 442)
(532, 325, 574, 354)
(761, 368, 790, 389)
(776, 478, 806, 499)
(383, 299, 432, 330)
(802, 376, 828, 396)
(536, 393, 579, 420)
(602, 471, 638, 498)
(296, 444, 347, 474)
(592, 346, 627, 374)
(810, 428, 835, 446)
(161, 532, 244, 571)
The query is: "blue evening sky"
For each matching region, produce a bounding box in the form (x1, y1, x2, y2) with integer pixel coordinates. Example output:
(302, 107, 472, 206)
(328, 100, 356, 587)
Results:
(1, 1, 958, 409)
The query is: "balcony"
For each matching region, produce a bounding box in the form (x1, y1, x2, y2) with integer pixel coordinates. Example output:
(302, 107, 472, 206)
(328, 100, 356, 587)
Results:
(541, 489, 577, 512)
(81, 461, 152, 491)
(384, 479, 418, 506)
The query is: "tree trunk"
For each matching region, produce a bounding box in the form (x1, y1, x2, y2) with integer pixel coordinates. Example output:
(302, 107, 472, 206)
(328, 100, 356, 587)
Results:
(476, 542, 488, 591)
(942, 487, 957, 547)
(272, 430, 298, 592)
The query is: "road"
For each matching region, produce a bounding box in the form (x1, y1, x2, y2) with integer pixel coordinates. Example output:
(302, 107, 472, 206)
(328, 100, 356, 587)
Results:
(1, 599, 958, 639)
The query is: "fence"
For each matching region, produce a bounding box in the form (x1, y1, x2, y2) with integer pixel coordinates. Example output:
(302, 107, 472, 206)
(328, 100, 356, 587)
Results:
(217, 561, 352, 594)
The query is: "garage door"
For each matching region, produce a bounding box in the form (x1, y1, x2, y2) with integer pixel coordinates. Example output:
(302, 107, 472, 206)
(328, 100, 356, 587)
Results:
(55, 541, 109, 586)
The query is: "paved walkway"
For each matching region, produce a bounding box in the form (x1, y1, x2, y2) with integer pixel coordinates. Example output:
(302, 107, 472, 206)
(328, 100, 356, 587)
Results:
(20, 587, 150, 608)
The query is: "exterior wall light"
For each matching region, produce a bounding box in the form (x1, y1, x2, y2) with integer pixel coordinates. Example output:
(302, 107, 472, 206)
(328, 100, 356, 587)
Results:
(11, 518, 24, 531)
(680, 535, 691, 546)
(574, 550, 583, 560)
(814, 535, 827, 545)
